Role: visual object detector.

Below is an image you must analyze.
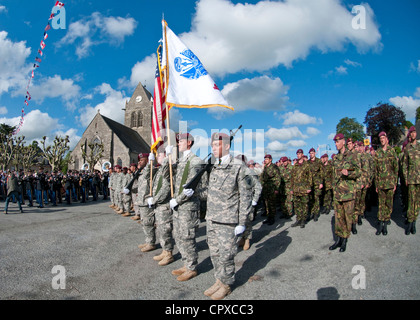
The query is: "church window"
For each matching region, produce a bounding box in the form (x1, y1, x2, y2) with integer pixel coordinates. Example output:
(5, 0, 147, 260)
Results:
(131, 112, 138, 127)
(138, 111, 143, 127)
(117, 158, 122, 167)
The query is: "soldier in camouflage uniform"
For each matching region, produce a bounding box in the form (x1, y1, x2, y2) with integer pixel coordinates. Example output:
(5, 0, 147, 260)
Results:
(134, 154, 154, 252)
(120, 167, 133, 217)
(130, 163, 141, 221)
(146, 148, 174, 266)
(202, 133, 253, 300)
(290, 149, 312, 228)
(321, 154, 333, 214)
(260, 154, 281, 225)
(108, 167, 116, 209)
(168, 133, 206, 282)
(279, 156, 293, 218)
(329, 133, 361, 253)
(374, 132, 398, 235)
(358, 142, 374, 221)
(402, 126, 420, 235)
(307, 148, 324, 221)
(113, 165, 123, 214)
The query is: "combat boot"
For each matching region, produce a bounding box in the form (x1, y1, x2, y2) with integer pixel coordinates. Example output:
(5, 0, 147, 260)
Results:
(406, 222, 413, 235)
(243, 239, 250, 251)
(382, 222, 388, 235)
(211, 283, 231, 300)
(291, 219, 300, 227)
(329, 237, 343, 250)
(351, 224, 357, 234)
(116, 208, 124, 214)
(158, 251, 174, 266)
(339, 238, 347, 252)
(171, 266, 187, 276)
(376, 221, 383, 235)
(141, 244, 156, 252)
(313, 213, 319, 222)
(411, 221, 416, 234)
(177, 269, 198, 282)
(204, 279, 222, 297)
(357, 215, 363, 225)
(153, 250, 166, 261)
(122, 212, 132, 217)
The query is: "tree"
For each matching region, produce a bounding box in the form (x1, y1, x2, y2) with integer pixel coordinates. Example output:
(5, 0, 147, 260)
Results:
(81, 141, 104, 171)
(364, 102, 406, 147)
(336, 117, 365, 142)
(416, 106, 420, 124)
(39, 135, 70, 172)
(21, 141, 42, 170)
(0, 129, 25, 171)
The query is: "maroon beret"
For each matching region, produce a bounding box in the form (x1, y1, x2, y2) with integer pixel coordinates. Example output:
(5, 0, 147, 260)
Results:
(378, 131, 387, 137)
(333, 133, 344, 141)
(296, 149, 303, 154)
(309, 148, 316, 153)
(408, 126, 416, 133)
(211, 132, 230, 143)
(264, 154, 272, 159)
(138, 153, 149, 160)
(177, 133, 194, 142)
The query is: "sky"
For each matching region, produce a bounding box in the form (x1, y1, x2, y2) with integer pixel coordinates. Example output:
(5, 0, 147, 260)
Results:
(0, 0, 419, 163)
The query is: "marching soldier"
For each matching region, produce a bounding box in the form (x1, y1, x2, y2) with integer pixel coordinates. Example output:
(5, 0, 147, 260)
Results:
(146, 148, 175, 266)
(307, 148, 324, 221)
(329, 133, 361, 252)
(168, 133, 205, 282)
(374, 131, 398, 235)
(260, 154, 281, 225)
(290, 149, 312, 228)
(402, 126, 420, 235)
(202, 132, 253, 300)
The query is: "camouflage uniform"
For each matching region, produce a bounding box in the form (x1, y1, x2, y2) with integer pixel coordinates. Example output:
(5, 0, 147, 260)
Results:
(332, 149, 361, 239)
(322, 159, 334, 214)
(134, 164, 154, 245)
(205, 155, 253, 286)
(280, 163, 293, 217)
(131, 169, 140, 219)
(290, 160, 312, 225)
(307, 157, 324, 219)
(242, 166, 262, 241)
(149, 157, 173, 252)
(402, 141, 420, 223)
(108, 170, 116, 207)
(121, 171, 132, 213)
(374, 146, 398, 222)
(114, 170, 123, 211)
(360, 151, 374, 216)
(172, 150, 205, 272)
(349, 148, 363, 225)
(260, 163, 281, 220)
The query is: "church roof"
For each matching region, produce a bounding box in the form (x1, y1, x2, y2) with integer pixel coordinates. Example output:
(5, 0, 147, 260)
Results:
(101, 114, 150, 154)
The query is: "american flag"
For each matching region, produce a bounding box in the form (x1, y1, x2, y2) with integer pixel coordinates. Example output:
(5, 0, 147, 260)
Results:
(151, 44, 168, 153)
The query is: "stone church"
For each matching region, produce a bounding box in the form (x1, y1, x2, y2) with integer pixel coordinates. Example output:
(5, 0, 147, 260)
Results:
(71, 82, 153, 171)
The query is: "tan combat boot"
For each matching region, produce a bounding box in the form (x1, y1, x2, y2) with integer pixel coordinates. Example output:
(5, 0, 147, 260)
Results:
(116, 209, 124, 214)
(211, 283, 231, 300)
(243, 239, 250, 251)
(177, 269, 198, 282)
(131, 215, 140, 221)
(171, 266, 187, 276)
(204, 279, 222, 297)
(141, 244, 156, 252)
(158, 251, 174, 266)
(153, 250, 165, 261)
(122, 212, 132, 217)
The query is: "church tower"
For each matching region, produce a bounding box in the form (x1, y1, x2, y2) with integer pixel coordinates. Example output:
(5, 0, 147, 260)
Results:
(124, 82, 153, 145)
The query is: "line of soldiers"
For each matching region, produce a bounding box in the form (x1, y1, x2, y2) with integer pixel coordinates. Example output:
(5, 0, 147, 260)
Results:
(2, 167, 109, 213)
(107, 132, 260, 301)
(259, 126, 420, 253)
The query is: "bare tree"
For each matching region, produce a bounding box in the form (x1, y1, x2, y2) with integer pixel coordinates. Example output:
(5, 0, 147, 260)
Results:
(81, 141, 104, 171)
(0, 131, 25, 171)
(39, 135, 70, 172)
(21, 141, 41, 170)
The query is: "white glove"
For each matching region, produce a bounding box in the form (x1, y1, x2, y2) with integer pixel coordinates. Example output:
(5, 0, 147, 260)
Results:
(123, 188, 130, 195)
(147, 197, 154, 208)
(165, 145, 173, 155)
(252, 200, 258, 206)
(183, 186, 194, 198)
(149, 153, 155, 162)
(169, 198, 178, 209)
(234, 225, 246, 236)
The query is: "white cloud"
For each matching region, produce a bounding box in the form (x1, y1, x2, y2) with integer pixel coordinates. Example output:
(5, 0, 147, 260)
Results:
(120, 54, 156, 91)
(344, 59, 362, 67)
(0, 31, 32, 95)
(57, 12, 137, 59)
(265, 126, 308, 141)
(78, 83, 128, 127)
(306, 127, 321, 136)
(54, 128, 82, 151)
(0, 5, 6, 13)
(389, 95, 420, 120)
(415, 87, 420, 98)
(335, 65, 348, 74)
(0, 106, 7, 115)
(178, 0, 381, 77)
(282, 110, 322, 126)
(409, 60, 420, 73)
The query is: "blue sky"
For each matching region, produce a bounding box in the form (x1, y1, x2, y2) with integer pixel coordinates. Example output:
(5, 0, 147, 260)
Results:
(0, 0, 419, 163)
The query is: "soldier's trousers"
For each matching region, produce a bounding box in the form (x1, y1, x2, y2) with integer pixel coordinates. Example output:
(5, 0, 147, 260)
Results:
(115, 190, 121, 209)
(294, 194, 308, 222)
(280, 194, 293, 217)
(109, 189, 115, 205)
(323, 189, 333, 211)
(243, 206, 255, 240)
(173, 209, 199, 271)
(309, 188, 322, 215)
(353, 189, 363, 223)
(155, 204, 174, 252)
(263, 192, 277, 218)
(407, 184, 420, 223)
(122, 193, 132, 213)
(131, 193, 140, 217)
(377, 188, 394, 222)
(207, 220, 237, 286)
(140, 206, 156, 245)
(334, 199, 354, 239)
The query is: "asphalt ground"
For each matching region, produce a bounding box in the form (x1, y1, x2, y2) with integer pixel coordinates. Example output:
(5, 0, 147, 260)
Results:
(0, 193, 419, 307)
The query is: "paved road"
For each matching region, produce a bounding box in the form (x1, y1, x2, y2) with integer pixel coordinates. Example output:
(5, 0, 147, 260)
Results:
(0, 197, 419, 302)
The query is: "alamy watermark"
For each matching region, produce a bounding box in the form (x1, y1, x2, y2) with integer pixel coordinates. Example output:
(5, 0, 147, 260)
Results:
(351, 5, 366, 30)
(51, 5, 66, 30)
(351, 265, 366, 289)
(52, 265, 66, 289)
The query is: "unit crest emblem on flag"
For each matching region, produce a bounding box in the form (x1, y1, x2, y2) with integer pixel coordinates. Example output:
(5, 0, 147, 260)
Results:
(174, 49, 208, 80)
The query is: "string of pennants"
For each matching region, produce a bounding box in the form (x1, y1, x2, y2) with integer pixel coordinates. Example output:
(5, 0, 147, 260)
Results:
(13, 1, 65, 135)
